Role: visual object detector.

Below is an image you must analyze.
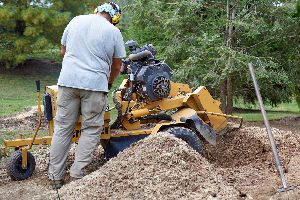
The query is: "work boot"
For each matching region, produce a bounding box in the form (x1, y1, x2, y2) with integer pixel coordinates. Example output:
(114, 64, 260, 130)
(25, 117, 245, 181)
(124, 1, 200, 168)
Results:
(69, 176, 81, 183)
(51, 179, 64, 190)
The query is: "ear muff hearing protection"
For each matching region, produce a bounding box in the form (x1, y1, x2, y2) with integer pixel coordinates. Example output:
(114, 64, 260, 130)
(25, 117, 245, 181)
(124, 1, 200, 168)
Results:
(111, 13, 121, 25)
(95, 2, 122, 25)
(109, 2, 121, 25)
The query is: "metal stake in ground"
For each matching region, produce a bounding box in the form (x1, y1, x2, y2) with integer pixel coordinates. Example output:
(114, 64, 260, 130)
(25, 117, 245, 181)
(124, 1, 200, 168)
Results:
(248, 63, 296, 195)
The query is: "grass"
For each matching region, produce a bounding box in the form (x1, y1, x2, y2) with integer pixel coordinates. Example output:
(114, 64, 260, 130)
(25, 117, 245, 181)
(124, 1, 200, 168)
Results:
(233, 100, 300, 121)
(0, 72, 126, 117)
(233, 111, 298, 122)
(234, 99, 300, 113)
(0, 73, 59, 116)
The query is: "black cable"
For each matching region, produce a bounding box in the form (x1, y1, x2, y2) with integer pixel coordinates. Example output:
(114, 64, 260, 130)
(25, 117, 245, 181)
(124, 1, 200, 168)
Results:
(110, 88, 123, 129)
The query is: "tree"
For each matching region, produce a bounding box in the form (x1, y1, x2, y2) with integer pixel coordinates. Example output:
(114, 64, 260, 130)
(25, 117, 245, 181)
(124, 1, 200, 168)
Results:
(125, 0, 299, 112)
(0, 0, 100, 68)
(292, 0, 300, 107)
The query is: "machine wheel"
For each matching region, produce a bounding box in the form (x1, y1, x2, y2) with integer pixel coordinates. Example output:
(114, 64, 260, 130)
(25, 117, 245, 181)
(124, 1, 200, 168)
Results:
(162, 127, 203, 154)
(6, 150, 36, 181)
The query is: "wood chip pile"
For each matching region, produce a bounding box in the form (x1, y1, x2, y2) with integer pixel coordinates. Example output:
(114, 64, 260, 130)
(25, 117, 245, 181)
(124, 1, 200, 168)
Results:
(55, 132, 239, 200)
(204, 126, 300, 199)
(1, 120, 299, 199)
(0, 107, 47, 132)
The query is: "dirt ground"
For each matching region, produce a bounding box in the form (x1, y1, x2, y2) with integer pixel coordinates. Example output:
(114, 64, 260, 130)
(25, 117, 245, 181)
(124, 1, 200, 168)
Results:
(245, 116, 300, 135)
(0, 59, 61, 75)
(0, 109, 299, 200)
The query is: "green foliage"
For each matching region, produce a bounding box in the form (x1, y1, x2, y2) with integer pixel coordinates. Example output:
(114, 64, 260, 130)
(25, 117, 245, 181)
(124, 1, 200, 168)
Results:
(0, 1, 68, 67)
(293, 0, 300, 107)
(124, 0, 300, 107)
(295, 0, 300, 16)
(0, 0, 101, 68)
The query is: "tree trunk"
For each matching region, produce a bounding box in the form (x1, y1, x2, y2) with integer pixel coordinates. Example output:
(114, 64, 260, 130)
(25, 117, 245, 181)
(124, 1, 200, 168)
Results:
(15, 20, 26, 35)
(220, 0, 230, 113)
(226, 76, 233, 114)
(223, 0, 238, 114)
(226, 2, 233, 114)
(15, 0, 27, 35)
(220, 80, 227, 112)
(226, 0, 238, 114)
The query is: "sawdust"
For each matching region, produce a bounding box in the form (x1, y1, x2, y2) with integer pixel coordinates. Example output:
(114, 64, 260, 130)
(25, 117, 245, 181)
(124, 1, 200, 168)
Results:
(55, 132, 239, 200)
(245, 116, 300, 134)
(0, 145, 106, 200)
(0, 106, 48, 132)
(0, 110, 300, 200)
(204, 126, 300, 199)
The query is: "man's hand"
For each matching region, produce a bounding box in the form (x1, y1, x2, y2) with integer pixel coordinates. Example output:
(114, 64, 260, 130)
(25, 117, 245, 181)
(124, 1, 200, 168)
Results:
(108, 58, 122, 88)
(108, 83, 113, 90)
(61, 45, 66, 56)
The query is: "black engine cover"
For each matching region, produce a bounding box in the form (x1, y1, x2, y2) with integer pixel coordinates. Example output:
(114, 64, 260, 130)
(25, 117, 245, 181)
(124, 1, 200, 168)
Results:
(135, 62, 172, 101)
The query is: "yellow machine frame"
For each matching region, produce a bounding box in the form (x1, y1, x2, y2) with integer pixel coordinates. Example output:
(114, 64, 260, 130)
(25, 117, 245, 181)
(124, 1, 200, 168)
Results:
(2, 79, 242, 170)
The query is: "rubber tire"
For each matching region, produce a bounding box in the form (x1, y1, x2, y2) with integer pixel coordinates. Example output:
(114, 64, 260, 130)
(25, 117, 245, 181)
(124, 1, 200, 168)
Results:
(162, 127, 203, 154)
(6, 150, 36, 181)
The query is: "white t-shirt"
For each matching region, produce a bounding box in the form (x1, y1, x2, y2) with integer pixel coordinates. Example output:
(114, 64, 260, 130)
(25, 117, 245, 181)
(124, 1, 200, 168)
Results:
(58, 14, 126, 92)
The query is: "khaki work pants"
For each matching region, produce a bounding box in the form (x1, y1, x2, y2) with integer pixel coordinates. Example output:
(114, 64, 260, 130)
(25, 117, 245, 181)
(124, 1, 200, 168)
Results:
(48, 86, 107, 180)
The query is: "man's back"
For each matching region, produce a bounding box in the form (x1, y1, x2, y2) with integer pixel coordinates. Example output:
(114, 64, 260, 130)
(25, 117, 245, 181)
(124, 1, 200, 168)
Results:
(49, 3, 125, 188)
(58, 14, 125, 92)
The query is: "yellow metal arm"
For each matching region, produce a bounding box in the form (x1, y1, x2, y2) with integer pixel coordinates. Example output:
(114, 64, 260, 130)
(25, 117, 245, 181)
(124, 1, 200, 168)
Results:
(29, 81, 43, 150)
(197, 111, 243, 129)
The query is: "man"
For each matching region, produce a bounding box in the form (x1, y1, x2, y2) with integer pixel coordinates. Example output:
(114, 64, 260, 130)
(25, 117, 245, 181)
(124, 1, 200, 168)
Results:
(48, 2, 126, 189)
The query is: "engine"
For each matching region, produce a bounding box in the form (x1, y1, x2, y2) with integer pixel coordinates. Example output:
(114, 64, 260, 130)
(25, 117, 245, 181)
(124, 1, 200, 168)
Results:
(123, 40, 172, 102)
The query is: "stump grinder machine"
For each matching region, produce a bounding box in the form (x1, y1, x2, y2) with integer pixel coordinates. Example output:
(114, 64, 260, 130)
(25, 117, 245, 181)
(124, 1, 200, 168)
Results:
(1, 40, 242, 181)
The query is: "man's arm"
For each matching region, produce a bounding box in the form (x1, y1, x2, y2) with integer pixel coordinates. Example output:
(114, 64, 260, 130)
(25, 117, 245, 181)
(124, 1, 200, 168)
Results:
(109, 29, 126, 89)
(108, 58, 122, 86)
(61, 45, 66, 56)
(61, 20, 72, 56)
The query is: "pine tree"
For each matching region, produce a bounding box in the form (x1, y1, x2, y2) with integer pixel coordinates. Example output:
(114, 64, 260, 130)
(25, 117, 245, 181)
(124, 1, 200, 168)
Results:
(125, 0, 299, 110)
(0, 0, 100, 68)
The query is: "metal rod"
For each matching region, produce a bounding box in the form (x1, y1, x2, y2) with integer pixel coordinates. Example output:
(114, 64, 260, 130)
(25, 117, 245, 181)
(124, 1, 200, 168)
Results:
(197, 111, 243, 129)
(197, 111, 242, 119)
(29, 81, 43, 149)
(248, 63, 288, 189)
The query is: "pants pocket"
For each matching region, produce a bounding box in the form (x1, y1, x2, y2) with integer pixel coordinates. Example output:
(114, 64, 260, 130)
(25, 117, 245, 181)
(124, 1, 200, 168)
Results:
(81, 92, 107, 128)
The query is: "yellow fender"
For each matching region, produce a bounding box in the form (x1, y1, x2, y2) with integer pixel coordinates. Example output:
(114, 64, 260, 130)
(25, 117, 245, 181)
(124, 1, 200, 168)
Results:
(152, 108, 217, 145)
